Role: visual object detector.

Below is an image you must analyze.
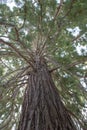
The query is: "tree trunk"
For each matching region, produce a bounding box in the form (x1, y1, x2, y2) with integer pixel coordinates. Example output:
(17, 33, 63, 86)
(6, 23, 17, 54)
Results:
(17, 58, 77, 130)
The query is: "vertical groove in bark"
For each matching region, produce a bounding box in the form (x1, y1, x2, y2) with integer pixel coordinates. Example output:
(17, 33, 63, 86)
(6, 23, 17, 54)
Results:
(17, 60, 77, 130)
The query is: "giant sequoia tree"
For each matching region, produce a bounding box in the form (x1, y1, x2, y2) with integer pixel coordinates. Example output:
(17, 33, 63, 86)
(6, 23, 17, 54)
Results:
(0, 0, 87, 130)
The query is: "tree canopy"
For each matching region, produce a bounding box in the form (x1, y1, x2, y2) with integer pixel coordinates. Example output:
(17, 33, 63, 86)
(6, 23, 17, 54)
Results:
(0, 0, 87, 130)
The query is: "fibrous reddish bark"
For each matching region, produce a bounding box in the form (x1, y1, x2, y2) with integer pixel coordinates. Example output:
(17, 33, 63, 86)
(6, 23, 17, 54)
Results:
(17, 57, 77, 130)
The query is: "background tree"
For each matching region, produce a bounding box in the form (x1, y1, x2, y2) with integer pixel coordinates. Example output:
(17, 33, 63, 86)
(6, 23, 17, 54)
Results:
(0, 0, 87, 130)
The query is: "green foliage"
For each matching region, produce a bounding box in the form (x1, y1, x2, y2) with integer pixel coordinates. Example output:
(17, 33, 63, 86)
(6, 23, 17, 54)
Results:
(0, 0, 87, 130)
(64, 0, 87, 28)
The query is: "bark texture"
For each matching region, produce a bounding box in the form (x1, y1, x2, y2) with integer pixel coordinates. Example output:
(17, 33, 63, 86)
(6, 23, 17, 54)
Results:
(17, 58, 77, 130)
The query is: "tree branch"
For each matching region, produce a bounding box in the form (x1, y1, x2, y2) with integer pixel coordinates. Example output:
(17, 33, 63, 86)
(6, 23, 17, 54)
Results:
(0, 39, 34, 68)
(49, 57, 87, 74)
(72, 32, 85, 42)
(53, 0, 63, 21)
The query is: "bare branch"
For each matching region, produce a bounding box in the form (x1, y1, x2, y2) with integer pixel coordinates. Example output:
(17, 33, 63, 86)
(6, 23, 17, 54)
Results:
(53, 0, 63, 21)
(72, 32, 85, 42)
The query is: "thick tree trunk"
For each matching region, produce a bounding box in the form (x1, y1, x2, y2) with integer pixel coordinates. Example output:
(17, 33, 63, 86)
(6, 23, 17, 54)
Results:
(17, 58, 77, 130)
